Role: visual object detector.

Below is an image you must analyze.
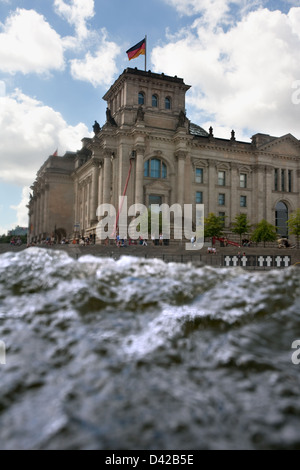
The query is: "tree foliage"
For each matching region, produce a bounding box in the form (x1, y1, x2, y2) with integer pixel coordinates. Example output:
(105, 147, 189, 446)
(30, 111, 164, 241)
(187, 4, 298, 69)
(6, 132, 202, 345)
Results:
(231, 214, 252, 244)
(251, 219, 277, 247)
(204, 213, 224, 240)
(287, 209, 300, 248)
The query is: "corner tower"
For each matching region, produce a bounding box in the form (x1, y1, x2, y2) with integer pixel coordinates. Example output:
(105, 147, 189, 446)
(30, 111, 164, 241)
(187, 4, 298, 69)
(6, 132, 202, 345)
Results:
(102, 67, 191, 131)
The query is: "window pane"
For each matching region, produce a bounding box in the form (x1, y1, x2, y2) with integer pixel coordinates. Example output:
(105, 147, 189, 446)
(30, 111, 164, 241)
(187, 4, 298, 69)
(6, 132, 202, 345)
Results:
(152, 95, 158, 107)
(196, 191, 203, 204)
(288, 170, 292, 192)
(218, 194, 225, 205)
(240, 196, 247, 207)
(195, 168, 203, 183)
(150, 159, 161, 178)
(274, 169, 278, 191)
(240, 173, 247, 188)
(144, 160, 149, 177)
(275, 201, 288, 237)
(218, 171, 225, 186)
(165, 97, 171, 109)
(281, 169, 285, 191)
(162, 163, 167, 179)
(138, 92, 144, 105)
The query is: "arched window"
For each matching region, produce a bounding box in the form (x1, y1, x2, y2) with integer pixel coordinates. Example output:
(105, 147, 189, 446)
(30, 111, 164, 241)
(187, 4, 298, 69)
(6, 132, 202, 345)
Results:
(275, 201, 288, 237)
(165, 97, 171, 110)
(144, 158, 167, 179)
(138, 92, 145, 105)
(152, 94, 158, 107)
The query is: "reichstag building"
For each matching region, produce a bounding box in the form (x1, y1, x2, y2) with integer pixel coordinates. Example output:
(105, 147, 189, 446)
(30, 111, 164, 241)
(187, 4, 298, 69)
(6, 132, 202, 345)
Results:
(28, 67, 300, 244)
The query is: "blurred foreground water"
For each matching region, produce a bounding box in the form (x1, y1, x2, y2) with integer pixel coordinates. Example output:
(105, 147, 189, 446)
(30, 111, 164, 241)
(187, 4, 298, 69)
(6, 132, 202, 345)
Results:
(0, 247, 300, 450)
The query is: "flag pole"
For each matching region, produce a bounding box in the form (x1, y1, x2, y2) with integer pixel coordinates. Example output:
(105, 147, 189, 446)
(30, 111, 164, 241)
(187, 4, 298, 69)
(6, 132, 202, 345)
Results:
(144, 35, 146, 71)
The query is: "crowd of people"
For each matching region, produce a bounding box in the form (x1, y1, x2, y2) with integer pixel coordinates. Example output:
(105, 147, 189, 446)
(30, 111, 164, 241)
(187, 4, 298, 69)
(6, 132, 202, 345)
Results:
(114, 233, 169, 248)
(9, 237, 22, 246)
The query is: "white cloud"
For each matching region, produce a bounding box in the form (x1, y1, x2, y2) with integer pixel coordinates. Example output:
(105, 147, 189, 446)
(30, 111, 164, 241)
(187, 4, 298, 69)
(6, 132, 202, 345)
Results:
(164, 0, 263, 29)
(0, 81, 5, 96)
(70, 30, 120, 87)
(151, 6, 300, 140)
(10, 186, 31, 227)
(54, 0, 95, 40)
(0, 89, 92, 186)
(0, 8, 65, 75)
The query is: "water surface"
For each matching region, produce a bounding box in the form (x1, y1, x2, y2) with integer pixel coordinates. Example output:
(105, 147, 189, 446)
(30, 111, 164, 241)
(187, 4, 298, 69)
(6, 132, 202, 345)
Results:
(0, 247, 299, 449)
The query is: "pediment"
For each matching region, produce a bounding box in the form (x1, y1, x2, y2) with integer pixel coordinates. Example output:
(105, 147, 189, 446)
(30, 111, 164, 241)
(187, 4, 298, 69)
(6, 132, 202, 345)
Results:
(191, 158, 208, 168)
(144, 179, 171, 191)
(238, 165, 252, 173)
(258, 134, 300, 157)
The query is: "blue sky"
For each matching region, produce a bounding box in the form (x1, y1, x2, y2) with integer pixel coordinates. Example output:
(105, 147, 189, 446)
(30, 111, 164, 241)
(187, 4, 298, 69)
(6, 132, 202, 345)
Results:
(0, 0, 299, 235)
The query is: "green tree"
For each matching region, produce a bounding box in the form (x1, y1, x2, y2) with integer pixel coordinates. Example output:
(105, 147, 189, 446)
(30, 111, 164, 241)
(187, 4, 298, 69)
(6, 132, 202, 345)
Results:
(287, 209, 300, 248)
(251, 219, 277, 247)
(231, 213, 252, 245)
(204, 213, 224, 244)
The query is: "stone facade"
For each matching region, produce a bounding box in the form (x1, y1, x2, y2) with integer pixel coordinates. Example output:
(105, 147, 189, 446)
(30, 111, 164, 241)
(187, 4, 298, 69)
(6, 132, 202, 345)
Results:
(28, 67, 300, 243)
(28, 153, 76, 242)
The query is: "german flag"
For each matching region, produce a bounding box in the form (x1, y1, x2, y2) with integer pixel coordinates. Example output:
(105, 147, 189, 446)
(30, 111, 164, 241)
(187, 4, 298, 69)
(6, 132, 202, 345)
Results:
(126, 38, 146, 61)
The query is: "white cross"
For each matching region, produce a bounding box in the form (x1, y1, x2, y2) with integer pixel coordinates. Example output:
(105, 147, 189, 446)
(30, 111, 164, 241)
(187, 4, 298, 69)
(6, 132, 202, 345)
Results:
(241, 256, 247, 267)
(232, 256, 238, 266)
(258, 256, 265, 267)
(224, 256, 231, 267)
(283, 256, 290, 267)
(265, 256, 273, 267)
(275, 256, 282, 267)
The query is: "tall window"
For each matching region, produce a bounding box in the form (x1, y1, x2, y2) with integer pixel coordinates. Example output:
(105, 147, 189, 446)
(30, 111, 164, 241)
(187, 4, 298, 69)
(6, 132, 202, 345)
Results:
(274, 168, 279, 191)
(240, 195, 247, 207)
(218, 193, 225, 205)
(240, 173, 247, 188)
(275, 201, 288, 237)
(165, 97, 171, 109)
(281, 169, 285, 192)
(288, 170, 292, 193)
(196, 191, 203, 204)
(195, 168, 203, 184)
(218, 171, 226, 186)
(138, 92, 145, 105)
(152, 94, 158, 107)
(144, 159, 167, 179)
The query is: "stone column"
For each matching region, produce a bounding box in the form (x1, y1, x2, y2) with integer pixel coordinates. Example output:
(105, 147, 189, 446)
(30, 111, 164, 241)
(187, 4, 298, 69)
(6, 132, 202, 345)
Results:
(36, 191, 41, 239)
(230, 163, 238, 221)
(74, 179, 79, 232)
(208, 159, 217, 215)
(43, 184, 49, 235)
(98, 164, 103, 209)
(135, 145, 145, 205)
(265, 165, 273, 223)
(252, 164, 265, 223)
(90, 161, 100, 225)
(103, 151, 112, 205)
(176, 151, 186, 208)
(30, 197, 36, 240)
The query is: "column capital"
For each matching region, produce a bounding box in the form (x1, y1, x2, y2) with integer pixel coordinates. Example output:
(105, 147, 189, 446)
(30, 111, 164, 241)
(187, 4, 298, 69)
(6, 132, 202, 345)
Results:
(175, 150, 187, 161)
(135, 145, 145, 155)
(103, 148, 115, 159)
(91, 158, 102, 168)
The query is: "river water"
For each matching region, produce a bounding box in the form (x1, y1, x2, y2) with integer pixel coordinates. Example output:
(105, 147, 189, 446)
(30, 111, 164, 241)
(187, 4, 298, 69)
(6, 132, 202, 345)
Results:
(0, 247, 299, 450)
